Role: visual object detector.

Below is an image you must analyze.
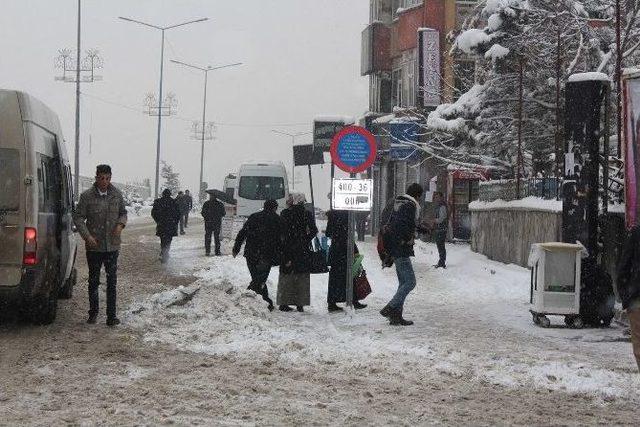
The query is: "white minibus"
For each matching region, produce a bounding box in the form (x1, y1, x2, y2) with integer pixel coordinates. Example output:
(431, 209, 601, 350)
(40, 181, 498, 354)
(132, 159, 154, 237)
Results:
(236, 161, 289, 217)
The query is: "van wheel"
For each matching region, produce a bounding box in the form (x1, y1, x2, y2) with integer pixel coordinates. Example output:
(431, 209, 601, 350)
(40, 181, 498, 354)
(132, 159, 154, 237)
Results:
(58, 268, 76, 300)
(28, 291, 58, 325)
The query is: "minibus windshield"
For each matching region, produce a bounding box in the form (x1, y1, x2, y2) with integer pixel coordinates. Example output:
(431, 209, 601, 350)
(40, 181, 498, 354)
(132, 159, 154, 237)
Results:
(238, 176, 285, 201)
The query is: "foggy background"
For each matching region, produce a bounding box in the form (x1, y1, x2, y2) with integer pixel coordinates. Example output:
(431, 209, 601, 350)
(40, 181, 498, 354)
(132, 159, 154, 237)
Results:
(0, 0, 369, 208)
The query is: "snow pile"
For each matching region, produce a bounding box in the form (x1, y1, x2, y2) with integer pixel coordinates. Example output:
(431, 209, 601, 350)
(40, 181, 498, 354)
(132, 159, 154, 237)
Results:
(455, 29, 495, 55)
(485, 44, 510, 61)
(567, 72, 611, 83)
(469, 196, 563, 213)
(483, 0, 530, 17)
(123, 235, 640, 403)
(427, 84, 485, 133)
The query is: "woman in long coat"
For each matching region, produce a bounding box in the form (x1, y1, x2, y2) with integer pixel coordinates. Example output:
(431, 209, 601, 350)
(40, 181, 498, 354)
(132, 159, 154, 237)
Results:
(325, 210, 367, 312)
(277, 193, 317, 312)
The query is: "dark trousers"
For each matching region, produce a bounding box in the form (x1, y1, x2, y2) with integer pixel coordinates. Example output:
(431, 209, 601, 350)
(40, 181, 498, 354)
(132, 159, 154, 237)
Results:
(86, 251, 119, 319)
(435, 230, 446, 266)
(205, 223, 221, 255)
(247, 259, 274, 308)
(160, 235, 173, 263)
(184, 212, 189, 227)
(356, 220, 366, 242)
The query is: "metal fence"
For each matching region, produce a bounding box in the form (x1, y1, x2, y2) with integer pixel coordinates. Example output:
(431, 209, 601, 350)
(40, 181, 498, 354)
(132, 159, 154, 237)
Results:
(479, 178, 561, 202)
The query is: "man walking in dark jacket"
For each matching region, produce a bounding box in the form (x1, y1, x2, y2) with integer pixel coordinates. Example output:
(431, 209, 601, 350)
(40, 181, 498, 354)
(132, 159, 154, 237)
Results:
(232, 199, 281, 311)
(183, 190, 193, 227)
(617, 225, 640, 371)
(176, 190, 191, 235)
(73, 164, 128, 326)
(151, 189, 181, 264)
(201, 192, 226, 256)
(380, 183, 426, 326)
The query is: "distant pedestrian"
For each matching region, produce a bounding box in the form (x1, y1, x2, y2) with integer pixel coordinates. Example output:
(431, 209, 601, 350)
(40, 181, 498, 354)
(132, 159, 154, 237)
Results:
(176, 191, 190, 235)
(73, 164, 128, 326)
(233, 199, 282, 311)
(326, 210, 367, 312)
(183, 190, 193, 227)
(201, 191, 226, 256)
(355, 211, 368, 242)
(616, 225, 640, 372)
(430, 191, 448, 268)
(151, 189, 181, 264)
(379, 183, 427, 326)
(277, 193, 317, 312)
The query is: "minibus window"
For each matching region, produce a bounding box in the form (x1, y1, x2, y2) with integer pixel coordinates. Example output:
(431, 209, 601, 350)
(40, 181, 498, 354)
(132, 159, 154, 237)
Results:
(0, 148, 20, 211)
(238, 176, 285, 200)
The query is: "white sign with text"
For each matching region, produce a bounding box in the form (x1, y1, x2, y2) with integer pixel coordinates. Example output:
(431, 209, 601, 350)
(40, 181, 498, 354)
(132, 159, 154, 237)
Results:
(332, 178, 373, 211)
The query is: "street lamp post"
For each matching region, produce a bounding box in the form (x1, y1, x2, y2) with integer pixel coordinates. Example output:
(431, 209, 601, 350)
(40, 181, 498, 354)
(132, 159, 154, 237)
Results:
(119, 16, 208, 198)
(171, 60, 242, 201)
(271, 130, 312, 190)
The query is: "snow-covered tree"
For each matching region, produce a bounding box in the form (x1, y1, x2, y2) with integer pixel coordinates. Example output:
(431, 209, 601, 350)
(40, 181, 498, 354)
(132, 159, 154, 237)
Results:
(400, 0, 640, 177)
(160, 161, 180, 194)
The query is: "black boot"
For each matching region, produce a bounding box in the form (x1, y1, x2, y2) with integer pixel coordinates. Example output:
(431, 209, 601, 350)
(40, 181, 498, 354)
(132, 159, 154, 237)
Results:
(328, 302, 343, 312)
(379, 304, 393, 318)
(279, 305, 292, 312)
(353, 301, 367, 310)
(296, 306, 304, 312)
(389, 307, 413, 326)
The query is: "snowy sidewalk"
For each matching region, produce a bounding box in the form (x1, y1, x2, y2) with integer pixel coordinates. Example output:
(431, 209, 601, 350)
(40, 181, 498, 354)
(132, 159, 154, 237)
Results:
(125, 230, 640, 404)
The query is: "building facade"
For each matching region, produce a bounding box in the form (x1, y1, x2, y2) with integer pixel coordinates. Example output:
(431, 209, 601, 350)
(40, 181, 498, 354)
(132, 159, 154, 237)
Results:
(361, 0, 479, 235)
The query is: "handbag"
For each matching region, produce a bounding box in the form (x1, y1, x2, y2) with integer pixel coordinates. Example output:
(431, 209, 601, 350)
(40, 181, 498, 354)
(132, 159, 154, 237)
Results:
(354, 269, 372, 300)
(309, 241, 329, 274)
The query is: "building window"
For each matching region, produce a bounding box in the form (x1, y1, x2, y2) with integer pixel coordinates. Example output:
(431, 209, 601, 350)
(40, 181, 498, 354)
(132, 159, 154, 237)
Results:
(392, 68, 403, 108)
(370, 0, 392, 24)
(392, 0, 423, 19)
(369, 73, 392, 113)
(392, 49, 417, 109)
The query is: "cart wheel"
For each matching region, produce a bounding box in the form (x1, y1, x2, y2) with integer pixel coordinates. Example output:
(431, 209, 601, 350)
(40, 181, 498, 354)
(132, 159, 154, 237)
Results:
(532, 313, 540, 325)
(539, 316, 551, 328)
(571, 317, 584, 329)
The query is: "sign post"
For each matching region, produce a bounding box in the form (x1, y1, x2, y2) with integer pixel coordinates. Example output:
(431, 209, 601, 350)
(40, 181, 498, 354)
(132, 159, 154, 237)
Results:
(330, 126, 377, 309)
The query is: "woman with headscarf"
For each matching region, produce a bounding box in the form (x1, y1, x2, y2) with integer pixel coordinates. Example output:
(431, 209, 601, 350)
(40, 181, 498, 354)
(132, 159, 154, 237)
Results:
(277, 192, 317, 312)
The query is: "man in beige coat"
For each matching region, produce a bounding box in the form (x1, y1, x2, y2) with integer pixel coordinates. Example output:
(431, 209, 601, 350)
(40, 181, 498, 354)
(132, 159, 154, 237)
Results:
(73, 164, 127, 326)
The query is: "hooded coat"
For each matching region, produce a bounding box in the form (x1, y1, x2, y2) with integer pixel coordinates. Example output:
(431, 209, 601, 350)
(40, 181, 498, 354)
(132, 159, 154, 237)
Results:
(387, 194, 421, 258)
(151, 195, 181, 237)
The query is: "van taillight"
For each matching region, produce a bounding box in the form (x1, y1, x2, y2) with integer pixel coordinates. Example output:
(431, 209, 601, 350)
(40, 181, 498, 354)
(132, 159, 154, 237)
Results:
(23, 227, 37, 265)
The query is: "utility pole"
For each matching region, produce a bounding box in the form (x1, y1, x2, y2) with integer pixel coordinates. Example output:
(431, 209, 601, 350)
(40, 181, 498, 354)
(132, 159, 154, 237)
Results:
(271, 130, 312, 190)
(555, 10, 563, 187)
(119, 16, 208, 198)
(54, 0, 103, 199)
(171, 60, 242, 202)
(516, 57, 525, 199)
(616, 0, 623, 158)
(75, 0, 80, 199)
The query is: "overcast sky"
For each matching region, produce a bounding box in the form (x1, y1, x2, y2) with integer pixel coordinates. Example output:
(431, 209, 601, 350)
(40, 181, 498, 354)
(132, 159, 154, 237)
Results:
(0, 0, 369, 208)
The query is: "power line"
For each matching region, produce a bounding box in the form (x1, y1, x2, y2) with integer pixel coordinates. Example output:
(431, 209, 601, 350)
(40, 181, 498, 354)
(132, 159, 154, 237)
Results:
(80, 91, 310, 128)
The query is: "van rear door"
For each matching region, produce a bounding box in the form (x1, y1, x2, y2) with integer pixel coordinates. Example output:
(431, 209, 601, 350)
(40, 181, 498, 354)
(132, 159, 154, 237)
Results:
(0, 147, 24, 286)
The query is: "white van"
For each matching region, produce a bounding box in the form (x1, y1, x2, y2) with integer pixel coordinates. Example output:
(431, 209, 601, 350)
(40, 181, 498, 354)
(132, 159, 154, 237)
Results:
(236, 161, 289, 217)
(0, 90, 77, 324)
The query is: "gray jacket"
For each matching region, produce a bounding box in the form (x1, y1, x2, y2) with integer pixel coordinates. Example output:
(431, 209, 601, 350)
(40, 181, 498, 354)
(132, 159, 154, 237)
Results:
(433, 203, 448, 233)
(73, 184, 128, 252)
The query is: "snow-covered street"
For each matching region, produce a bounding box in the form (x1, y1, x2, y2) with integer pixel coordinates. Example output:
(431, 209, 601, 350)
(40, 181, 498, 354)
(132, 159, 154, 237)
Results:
(1, 216, 638, 425)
